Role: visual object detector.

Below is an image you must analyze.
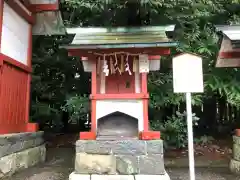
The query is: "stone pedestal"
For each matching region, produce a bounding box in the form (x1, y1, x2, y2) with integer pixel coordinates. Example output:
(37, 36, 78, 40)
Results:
(0, 131, 46, 178)
(230, 136, 240, 174)
(69, 139, 170, 179)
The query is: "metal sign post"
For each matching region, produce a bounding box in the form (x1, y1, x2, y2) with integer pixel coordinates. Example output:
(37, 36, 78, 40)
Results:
(186, 92, 195, 180)
(172, 53, 204, 180)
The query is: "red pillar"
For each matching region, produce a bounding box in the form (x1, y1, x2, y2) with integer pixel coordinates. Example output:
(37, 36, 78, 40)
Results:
(141, 73, 149, 131)
(26, 24, 38, 132)
(140, 66, 161, 140)
(79, 57, 97, 140)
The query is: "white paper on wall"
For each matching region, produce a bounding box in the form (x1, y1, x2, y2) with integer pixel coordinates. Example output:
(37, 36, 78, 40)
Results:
(149, 60, 160, 71)
(1, 3, 29, 65)
(82, 61, 93, 72)
(139, 54, 149, 73)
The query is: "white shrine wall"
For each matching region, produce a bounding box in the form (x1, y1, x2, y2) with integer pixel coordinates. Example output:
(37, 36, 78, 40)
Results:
(96, 99, 144, 131)
(1, 2, 30, 65)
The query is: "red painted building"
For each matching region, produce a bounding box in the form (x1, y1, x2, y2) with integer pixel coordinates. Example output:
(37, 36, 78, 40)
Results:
(0, 0, 64, 134)
(215, 25, 240, 67)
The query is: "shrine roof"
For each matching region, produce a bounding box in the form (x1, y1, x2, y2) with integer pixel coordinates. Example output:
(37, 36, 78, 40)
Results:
(18, 0, 66, 35)
(215, 25, 240, 41)
(61, 25, 177, 49)
(215, 25, 240, 67)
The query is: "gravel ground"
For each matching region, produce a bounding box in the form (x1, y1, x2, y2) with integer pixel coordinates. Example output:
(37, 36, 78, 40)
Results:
(167, 168, 240, 180)
(2, 147, 74, 180)
(2, 147, 240, 180)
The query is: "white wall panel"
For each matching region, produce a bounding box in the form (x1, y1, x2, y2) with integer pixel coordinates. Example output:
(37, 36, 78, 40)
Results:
(96, 100, 144, 131)
(1, 3, 30, 65)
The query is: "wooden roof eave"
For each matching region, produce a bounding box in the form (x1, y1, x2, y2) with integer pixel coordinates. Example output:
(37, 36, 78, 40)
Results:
(61, 43, 178, 57)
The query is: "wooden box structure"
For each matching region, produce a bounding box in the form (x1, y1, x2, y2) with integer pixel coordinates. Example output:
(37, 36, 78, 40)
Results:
(62, 26, 177, 140)
(215, 25, 240, 67)
(0, 0, 64, 134)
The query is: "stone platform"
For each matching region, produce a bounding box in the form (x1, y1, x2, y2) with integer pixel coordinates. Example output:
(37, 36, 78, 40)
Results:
(0, 131, 46, 178)
(230, 135, 240, 174)
(69, 172, 170, 180)
(70, 139, 169, 179)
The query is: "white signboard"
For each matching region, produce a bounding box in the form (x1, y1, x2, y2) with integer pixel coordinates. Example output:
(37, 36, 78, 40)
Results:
(139, 54, 149, 73)
(173, 53, 204, 93)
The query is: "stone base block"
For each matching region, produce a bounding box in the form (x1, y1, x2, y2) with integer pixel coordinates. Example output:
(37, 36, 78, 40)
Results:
(76, 140, 163, 155)
(69, 173, 90, 180)
(75, 153, 116, 174)
(69, 172, 171, 180)
(233, 144, 240, 161)
(116, 154, 165, 175)
(230, 159, 240, 174)
(233, 136, 240, 145)
(0, 144, 46, 178)
(0, 131, 44, 157)
(75, 139, 165, 175)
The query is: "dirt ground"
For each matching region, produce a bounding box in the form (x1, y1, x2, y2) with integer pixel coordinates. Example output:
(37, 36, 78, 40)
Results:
(2, 134, 240, 180)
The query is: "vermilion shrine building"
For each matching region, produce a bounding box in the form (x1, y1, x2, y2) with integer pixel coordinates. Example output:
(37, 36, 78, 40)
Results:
(215, 25, 240, 67)
(0, 0, 64, 134)
(63, 27, 177, 179)
(62, 26, 177, 140)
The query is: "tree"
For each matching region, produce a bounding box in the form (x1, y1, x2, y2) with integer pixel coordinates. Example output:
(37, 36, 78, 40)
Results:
(31, 0, 240, 141)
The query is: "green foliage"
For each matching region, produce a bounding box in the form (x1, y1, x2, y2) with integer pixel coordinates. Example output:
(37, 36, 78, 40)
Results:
(31, 36, 90, 130)
(31, 0, 240, 141)
(61, 95, 90, 124)
(151, 111, 200, 149)
(194, 135, 215, 146)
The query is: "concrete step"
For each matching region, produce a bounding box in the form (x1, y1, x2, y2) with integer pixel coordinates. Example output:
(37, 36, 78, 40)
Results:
(69, 172, 171, 180)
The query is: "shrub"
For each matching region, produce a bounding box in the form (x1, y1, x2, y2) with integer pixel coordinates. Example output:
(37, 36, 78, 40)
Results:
(151, 111, 199, 149)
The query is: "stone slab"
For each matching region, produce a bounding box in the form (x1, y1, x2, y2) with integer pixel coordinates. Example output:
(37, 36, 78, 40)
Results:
(138, 154, 165, 174)
(68, 173, 170, 180)
(0, 131, 44, 145)
(0, 137, 44, 158)
(233, 136, 240, 145)
(76, 140, 163, 155)
(116, 155, 138, 174)
(230, 159, 240, 174)
(0, 144, 46, 178)
(233, 144, 240, 161)
(69, 172, 90, 180)
(75, 153, 116, 174)
(116, 154, 165, 175)
(91, 175, 134, 180)
(135, 173, 170, 180)
(146, 140, 164, 154)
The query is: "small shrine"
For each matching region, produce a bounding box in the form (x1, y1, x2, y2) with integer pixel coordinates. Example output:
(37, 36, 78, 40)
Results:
(63, 26, 177, 140)
(0, 0, 179, 178)
(62, 26, 177, 179)
(215, 25, 240, 67)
